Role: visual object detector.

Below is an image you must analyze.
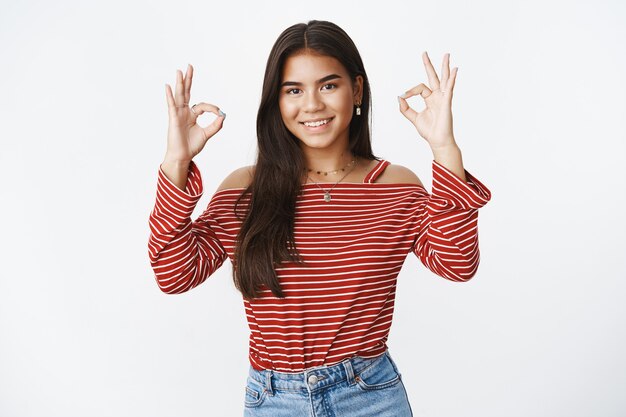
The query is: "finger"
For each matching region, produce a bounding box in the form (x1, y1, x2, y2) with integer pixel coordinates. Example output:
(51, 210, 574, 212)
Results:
(401, 83, 433, 100)
(165, 83, 176, 110)
(441, 53, 450, 91)
(422, 51, 440, 90)
(184, 64, 193, 105)
(165, 84, 182, 119)
(446, 67, 458, 96)
(397, 96, 418, 123)
(175, 69, 186, 107)
(190, 102, 224, 119)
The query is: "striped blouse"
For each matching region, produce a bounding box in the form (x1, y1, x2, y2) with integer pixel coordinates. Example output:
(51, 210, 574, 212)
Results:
(148, 158, 491, 373)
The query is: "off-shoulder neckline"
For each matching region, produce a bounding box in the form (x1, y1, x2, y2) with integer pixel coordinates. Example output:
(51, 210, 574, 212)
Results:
(212, 182, 427, 196)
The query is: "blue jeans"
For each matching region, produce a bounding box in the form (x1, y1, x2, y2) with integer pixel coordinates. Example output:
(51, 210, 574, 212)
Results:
(243, 349, 413, 416)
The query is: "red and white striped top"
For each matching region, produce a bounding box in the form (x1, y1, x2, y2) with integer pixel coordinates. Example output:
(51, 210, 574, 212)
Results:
(148, 159, 491, 373)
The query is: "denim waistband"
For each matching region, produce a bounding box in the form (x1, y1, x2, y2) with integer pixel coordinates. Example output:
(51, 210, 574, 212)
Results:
(247, 349, 389, 394)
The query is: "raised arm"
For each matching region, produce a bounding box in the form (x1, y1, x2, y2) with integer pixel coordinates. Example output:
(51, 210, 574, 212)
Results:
(148, 64, 228, 294)
(397, 52, 491, 280)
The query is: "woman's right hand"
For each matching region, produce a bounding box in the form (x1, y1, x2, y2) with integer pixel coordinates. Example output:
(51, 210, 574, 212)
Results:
(164, 64, 225, 163)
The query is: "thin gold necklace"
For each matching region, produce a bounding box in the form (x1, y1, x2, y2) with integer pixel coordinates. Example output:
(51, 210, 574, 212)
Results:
(306, 157, 357, 176)
(306, 158, 358, 202)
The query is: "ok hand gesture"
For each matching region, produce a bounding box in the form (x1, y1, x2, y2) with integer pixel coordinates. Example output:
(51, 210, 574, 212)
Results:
(398, 52, 458, 150)
(164, 64, 226, 163)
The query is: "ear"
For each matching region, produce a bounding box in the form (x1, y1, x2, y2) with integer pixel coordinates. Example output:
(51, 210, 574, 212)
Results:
(353, 75, 364, 104)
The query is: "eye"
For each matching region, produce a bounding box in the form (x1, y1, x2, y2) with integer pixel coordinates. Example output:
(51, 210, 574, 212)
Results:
(321, 83, 337, 91)
(286, 88, 302, 95)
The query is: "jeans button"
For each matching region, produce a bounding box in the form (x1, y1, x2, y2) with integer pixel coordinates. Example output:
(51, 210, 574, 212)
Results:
(308, 374, 318, 385)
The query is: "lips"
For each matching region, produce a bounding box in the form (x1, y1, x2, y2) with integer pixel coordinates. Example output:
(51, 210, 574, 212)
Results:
(300, 117, 334, 127)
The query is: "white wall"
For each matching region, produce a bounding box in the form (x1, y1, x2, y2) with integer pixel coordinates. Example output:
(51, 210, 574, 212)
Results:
(1, 0, 625, 416)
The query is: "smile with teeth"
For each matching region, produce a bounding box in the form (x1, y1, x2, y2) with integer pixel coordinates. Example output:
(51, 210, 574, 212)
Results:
(301, 118, 333, 127)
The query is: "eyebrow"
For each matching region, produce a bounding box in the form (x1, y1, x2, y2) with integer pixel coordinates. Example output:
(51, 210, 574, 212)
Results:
(281, 74, 342, 88)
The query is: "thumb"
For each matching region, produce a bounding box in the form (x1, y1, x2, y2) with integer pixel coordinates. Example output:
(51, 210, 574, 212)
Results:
(202, 109, 226, 141)
(189, 102, 226, 141)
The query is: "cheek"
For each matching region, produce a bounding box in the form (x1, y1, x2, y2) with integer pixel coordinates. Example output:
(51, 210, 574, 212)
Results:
(335, 96, 355, 122)
(278, 99, 297, 122)
(332, 91, 355, 113)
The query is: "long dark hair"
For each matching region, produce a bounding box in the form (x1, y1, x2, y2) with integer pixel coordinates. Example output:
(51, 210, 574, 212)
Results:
(233, 20, 378, 300)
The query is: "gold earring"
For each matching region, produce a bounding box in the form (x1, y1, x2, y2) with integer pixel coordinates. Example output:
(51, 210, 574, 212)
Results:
(356, 102, 361, 116)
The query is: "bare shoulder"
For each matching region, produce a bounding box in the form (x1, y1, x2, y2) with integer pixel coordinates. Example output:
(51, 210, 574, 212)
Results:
(216, 165, 255, 191)
(375, 163, 423, 187)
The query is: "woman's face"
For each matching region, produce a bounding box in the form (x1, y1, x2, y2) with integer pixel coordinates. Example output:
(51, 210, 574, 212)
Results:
(278, 51, 362, 154)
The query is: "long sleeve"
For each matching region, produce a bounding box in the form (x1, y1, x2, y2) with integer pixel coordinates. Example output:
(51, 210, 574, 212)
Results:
(412, 160, 491, 282)
(148, 161, 228, 294)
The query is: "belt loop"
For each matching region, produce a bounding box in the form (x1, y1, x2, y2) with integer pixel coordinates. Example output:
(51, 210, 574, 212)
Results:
(265, 369, 274, 396)
(343, 357, 356, 386)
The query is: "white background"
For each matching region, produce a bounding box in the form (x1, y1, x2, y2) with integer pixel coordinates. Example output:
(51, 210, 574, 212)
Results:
(1, 0, 625, 416)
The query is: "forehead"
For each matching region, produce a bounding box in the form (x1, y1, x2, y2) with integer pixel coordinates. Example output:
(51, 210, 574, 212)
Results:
(281, 52, 349, 81)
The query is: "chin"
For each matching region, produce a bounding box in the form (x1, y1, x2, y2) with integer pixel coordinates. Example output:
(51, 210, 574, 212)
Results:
(298, 139, 337, 150)
(298, 132, 349, 146)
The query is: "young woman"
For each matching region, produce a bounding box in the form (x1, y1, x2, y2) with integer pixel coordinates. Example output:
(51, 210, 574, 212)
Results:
(149, 20, 491, 417)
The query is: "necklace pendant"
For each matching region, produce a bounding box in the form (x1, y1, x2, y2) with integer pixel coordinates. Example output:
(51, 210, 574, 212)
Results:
(324, 192, 332, 202)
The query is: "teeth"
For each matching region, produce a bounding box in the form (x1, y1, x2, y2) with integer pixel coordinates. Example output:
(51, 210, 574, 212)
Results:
(303, 118, 331, 127)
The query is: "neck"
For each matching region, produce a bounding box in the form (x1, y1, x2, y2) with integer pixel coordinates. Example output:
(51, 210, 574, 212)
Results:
(304, 150, 355, 172)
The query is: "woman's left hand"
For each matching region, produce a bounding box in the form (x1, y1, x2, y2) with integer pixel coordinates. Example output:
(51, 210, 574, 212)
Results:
(398, 52, 458, 150)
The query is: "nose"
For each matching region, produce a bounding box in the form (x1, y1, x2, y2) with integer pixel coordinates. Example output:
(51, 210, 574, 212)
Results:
(303, 91, 324, 112)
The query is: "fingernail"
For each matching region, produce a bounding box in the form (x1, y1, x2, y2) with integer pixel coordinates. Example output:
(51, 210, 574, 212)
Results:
(398, 93, 405, 99)
(219, 110, 226, 117)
